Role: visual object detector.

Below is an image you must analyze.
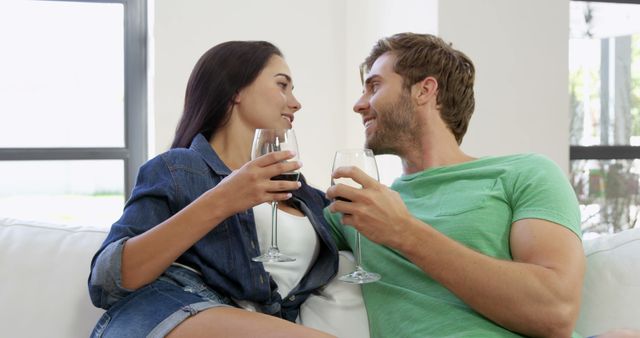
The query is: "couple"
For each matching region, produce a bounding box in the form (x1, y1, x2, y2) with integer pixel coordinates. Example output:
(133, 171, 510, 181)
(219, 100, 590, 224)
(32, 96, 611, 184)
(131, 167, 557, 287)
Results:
(88, 33, 586, 337)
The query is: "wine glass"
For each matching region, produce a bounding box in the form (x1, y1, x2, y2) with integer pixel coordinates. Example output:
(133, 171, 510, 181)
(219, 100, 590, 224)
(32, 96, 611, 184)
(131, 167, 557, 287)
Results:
(251, 128, 300, 263)
(332, 149, 381, 284)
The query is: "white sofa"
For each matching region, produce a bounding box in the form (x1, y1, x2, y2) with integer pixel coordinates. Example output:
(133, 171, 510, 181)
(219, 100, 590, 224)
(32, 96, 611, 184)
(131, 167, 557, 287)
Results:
(1, 216, 639, 338)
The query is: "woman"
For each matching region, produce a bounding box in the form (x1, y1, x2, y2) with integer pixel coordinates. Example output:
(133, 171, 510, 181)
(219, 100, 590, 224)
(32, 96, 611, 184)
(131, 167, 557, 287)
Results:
(88, 41, 338, 338)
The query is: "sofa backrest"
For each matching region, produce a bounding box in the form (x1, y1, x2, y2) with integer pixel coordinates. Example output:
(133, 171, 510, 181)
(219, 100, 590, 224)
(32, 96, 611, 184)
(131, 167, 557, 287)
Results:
(0, 218, 107, 338)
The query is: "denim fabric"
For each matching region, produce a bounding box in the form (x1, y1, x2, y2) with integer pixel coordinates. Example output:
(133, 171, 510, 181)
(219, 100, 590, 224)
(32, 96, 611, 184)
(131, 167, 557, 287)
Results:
(90, 265, 232, 338)
(88, 133, 338, 323)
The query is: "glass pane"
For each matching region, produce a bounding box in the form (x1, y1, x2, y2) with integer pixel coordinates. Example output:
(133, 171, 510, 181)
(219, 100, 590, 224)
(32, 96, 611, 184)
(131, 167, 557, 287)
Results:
(0, 2, 124, 148)
(570, 159, 640, 237)
(0, 160, 125, 229)
(569, 2, 640, 146)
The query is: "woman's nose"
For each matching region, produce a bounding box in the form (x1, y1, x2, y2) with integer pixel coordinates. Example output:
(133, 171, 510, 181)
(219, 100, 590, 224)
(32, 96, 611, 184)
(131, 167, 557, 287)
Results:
(289, 93, 301, 112)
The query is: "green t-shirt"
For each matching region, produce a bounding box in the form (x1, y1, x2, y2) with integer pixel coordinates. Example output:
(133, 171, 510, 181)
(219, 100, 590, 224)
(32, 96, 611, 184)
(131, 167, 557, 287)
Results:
(324, 154, 582, 338)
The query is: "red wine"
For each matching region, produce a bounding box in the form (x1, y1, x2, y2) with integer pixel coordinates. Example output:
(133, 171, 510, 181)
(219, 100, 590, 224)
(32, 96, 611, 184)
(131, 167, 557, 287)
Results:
(271, 172, 300, 193)
(331, 178, 357, 203)
(271, 172, 300, 182)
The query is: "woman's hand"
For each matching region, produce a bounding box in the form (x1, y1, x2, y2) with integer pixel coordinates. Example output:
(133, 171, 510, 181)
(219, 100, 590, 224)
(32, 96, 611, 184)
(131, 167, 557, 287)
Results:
(209, 150, 302, 215)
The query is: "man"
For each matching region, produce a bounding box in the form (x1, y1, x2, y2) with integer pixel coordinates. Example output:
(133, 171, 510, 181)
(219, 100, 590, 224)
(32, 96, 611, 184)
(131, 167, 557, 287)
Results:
(324, 33, 585, 337)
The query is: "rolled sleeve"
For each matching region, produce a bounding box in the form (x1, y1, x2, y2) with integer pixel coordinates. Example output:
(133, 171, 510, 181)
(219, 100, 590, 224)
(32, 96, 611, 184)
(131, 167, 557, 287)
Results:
(88, 237, 136, 309)
(88, 155, 178, 309)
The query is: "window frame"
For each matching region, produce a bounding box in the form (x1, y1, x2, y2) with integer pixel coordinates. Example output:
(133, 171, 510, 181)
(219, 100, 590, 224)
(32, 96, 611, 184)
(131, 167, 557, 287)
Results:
(569, 0, 640, 161)
(0, 0, 148, 199)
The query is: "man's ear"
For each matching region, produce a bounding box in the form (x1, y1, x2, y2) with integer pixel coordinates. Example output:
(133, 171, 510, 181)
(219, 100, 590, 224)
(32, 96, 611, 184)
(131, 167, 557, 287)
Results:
(413, 76, 438, 106)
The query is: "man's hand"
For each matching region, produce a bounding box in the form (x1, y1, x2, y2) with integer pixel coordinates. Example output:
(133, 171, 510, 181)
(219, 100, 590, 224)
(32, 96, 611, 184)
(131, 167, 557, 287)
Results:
(326, 165, 414, 249)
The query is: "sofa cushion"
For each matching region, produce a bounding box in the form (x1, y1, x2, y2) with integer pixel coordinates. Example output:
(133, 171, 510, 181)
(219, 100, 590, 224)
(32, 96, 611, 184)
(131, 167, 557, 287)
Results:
(576, 228, 640, 337)
(0, 218, 107, 338)
(299, 251, 370, 338)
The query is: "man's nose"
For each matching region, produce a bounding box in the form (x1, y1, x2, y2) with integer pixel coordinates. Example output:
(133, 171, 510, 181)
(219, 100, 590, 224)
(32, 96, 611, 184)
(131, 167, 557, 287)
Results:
(353, 94, 369, 114)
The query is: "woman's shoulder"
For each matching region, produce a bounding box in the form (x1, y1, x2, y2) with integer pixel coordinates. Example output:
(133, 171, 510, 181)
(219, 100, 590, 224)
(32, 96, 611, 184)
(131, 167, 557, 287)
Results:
(147, 147, 209, 173)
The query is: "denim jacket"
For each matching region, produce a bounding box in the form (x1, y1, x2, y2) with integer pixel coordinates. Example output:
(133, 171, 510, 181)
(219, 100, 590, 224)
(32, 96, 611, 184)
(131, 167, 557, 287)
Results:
(88, 133, 338, 322)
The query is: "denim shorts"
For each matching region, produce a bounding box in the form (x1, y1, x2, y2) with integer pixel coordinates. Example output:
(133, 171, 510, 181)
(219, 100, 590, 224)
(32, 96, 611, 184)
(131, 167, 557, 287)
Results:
(91, 265, 233, 338)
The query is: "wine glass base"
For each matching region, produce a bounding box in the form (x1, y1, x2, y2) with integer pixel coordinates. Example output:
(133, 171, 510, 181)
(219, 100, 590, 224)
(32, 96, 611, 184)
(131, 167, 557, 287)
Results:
(338, 270, 381, 284)
(252, 250, 296, 263)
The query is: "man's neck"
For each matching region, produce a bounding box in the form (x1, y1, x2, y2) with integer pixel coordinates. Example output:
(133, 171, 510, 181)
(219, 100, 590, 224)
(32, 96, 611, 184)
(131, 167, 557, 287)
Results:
(401, 142, 474, 175)
(400, 119, 475, 175)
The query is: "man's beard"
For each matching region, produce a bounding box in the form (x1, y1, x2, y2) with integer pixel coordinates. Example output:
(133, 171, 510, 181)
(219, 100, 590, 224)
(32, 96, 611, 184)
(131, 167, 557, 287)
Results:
(366, 92, 419, 156)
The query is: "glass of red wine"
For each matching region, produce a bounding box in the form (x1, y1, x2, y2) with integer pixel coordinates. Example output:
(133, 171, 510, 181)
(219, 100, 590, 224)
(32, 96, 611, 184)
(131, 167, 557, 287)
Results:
(332, 149, 381, 283)
(251, 128, 300, 263)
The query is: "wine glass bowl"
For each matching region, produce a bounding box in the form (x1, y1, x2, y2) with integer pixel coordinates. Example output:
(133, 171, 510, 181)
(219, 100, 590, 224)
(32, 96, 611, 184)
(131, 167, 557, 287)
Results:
(251, 129, 299, 263)
(331, 149, 381, 284)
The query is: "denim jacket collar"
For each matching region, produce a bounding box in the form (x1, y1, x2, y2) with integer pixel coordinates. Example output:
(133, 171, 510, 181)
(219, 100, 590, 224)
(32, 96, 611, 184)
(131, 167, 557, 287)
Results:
(189, 133, 232, 176)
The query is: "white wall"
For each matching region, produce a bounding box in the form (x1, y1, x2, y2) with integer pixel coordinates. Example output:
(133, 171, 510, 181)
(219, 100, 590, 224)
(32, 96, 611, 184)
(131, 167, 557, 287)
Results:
(439, 0, 570, 172)
(344, 0, 438, 185)
(152, 0, 570, 190)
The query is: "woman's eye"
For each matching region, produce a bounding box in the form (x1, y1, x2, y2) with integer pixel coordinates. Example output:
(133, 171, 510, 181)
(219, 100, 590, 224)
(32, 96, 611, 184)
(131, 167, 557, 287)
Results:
(278, 82, 288, 89)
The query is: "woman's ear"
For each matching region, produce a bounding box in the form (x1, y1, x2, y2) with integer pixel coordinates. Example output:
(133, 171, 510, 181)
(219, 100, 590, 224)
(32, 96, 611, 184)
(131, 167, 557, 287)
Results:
(413, 76, 438, 106)
(232, 90, 242, 104)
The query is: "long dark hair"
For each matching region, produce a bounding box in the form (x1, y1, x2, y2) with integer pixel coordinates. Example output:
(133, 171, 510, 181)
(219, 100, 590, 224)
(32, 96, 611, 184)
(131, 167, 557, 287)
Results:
(171, 41, 283, 148)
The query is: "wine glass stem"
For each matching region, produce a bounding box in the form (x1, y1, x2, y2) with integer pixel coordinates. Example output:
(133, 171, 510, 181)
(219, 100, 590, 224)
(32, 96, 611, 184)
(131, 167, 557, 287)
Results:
(271, 200, 279, 250)
(355, 231, 363, 269)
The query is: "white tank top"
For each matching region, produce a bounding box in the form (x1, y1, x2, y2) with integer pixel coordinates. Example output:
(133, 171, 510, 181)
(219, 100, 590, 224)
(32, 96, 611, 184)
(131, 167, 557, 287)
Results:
(234, 202, 320, 311)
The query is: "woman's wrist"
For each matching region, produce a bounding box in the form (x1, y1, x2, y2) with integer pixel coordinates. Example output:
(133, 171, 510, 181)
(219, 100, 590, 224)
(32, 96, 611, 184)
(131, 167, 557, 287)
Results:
(189, 187, 231, 228)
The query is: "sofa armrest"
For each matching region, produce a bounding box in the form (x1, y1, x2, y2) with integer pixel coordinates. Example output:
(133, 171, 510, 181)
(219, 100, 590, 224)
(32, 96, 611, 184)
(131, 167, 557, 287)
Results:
(0, 218, 108, 338)
(576, 228, 640, 337)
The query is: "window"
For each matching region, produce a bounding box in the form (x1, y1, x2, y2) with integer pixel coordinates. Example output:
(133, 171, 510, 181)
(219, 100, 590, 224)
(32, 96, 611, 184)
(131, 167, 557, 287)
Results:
(569, 0, 640, 237)
(0, 0, 147, 228)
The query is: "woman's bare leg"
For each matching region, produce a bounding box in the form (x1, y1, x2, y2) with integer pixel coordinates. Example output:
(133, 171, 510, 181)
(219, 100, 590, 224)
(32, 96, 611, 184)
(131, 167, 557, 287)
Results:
(597, 329, 640, 338)
(166, 307, 336, 338)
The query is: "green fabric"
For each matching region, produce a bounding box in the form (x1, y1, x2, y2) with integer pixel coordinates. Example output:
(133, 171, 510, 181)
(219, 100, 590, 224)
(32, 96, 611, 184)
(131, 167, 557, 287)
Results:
(325, 154, 582, 338)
